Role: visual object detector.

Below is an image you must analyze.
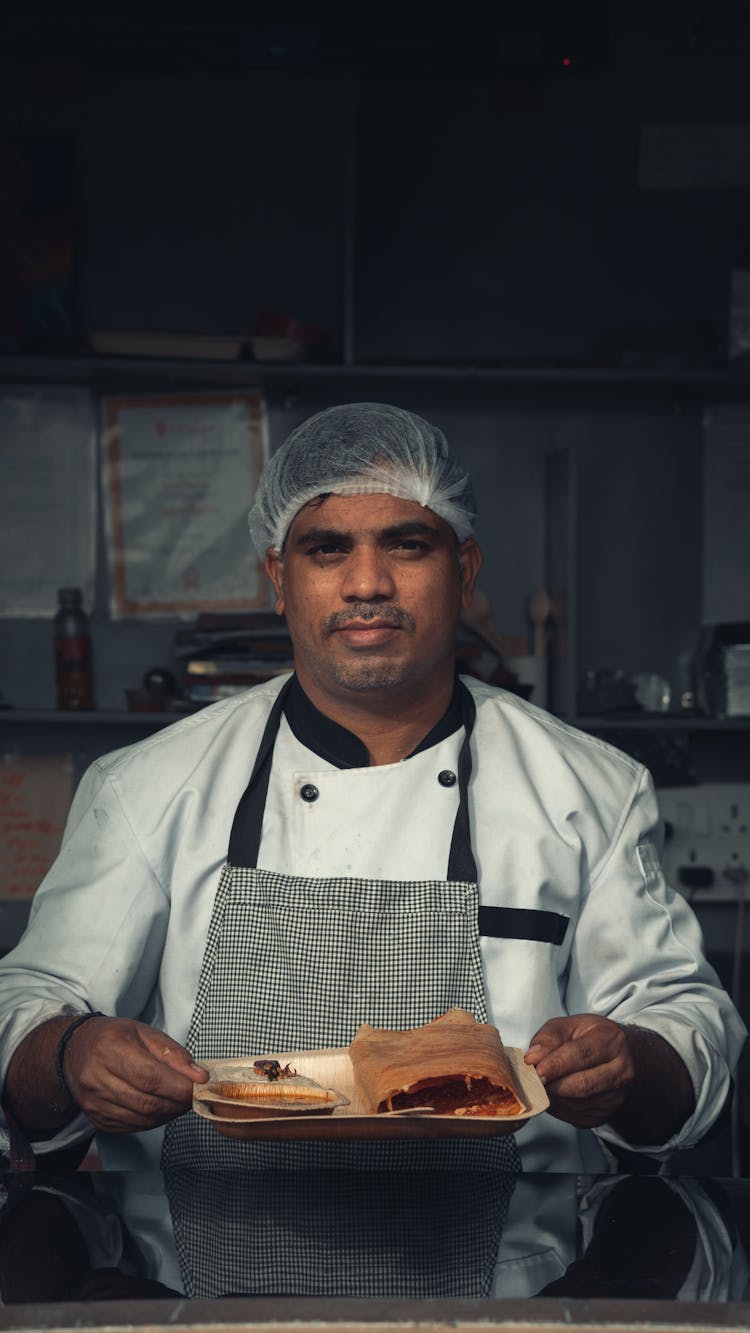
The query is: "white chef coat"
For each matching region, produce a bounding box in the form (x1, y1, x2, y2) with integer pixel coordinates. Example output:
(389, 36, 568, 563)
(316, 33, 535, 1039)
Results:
(0, 675, 744, 1172)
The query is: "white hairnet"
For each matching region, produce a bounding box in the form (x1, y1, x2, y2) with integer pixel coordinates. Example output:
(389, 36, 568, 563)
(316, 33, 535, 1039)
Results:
(248, 402, 477, 554)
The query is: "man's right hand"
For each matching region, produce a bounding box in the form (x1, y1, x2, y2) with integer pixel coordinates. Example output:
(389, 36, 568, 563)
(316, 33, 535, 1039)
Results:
(3, 1013, 209, 1138)
(62, 1016, 209, 1133)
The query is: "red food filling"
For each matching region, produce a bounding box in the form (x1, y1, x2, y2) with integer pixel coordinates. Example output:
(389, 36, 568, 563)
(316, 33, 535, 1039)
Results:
(387, 1076, 522, 1117)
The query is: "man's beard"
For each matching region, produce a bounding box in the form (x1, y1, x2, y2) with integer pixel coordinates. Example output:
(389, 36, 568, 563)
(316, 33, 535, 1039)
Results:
(319, 604, 415, 692)
(326, 660, 404, 691)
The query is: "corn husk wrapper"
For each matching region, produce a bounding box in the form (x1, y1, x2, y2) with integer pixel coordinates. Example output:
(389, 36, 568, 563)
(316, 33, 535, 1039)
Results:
(349, 1008, 526, 1116)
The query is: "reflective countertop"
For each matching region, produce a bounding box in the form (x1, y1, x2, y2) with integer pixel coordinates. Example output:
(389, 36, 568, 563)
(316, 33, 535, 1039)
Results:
(2, 1155, 750, 1322)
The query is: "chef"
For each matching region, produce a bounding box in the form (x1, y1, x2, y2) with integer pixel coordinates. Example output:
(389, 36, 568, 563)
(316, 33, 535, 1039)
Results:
(0, 402, 745, 1175)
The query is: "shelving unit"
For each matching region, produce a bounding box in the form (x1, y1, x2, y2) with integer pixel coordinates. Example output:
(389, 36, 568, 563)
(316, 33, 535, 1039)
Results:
(2, 354, 746, 735)
(575, 715, 750, 731)
(3, 707, 750, 730)
(3, 353, 750, 393)
(0, 708, 186, 728)
(2, 706, 748, 798)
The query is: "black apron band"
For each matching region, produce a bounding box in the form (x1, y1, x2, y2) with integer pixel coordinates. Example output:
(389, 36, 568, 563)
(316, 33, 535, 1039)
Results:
(446, 682, 477, 883)
(478, 906, 569, 945)
(228, 678, 293, 868)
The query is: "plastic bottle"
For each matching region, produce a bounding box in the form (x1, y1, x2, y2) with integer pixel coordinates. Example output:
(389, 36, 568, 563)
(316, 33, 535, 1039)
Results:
(54, 588, 94, 711)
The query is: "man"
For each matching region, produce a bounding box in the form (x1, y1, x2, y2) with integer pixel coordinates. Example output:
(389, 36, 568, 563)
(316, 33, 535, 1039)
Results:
(0, 402, 744, 1172)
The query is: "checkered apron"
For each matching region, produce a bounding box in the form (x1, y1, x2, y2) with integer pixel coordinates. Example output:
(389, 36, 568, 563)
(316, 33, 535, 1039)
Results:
(162, 679, 520, 1295)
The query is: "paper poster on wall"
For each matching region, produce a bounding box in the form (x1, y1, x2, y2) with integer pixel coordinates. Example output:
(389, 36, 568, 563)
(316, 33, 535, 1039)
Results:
(0, 754, 74, 899)
(102, 392, 269, 618)
(0, 387, 96, 616)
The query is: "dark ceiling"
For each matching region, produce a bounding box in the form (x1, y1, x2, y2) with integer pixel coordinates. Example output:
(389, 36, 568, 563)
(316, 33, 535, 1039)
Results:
(1, 7, 613, 80)
(4, 5, 750, 87)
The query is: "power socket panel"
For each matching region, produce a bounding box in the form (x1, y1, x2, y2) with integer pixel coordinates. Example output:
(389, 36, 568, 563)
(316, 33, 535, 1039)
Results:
(657, 783, 750, 902)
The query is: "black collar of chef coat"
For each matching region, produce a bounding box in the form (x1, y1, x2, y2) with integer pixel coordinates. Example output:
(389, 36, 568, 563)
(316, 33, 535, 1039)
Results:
(228, 672, 477, 878)
(283, 672, 465, 768)
(230, 677, 572, 943)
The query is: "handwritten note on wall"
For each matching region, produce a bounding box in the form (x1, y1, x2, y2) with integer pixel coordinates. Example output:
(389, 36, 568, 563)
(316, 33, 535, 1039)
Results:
(0, 756, 74, 899)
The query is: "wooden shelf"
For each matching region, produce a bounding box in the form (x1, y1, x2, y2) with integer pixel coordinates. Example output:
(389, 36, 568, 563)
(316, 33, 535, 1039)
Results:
(2, 708, 749, 732)
(3, 354, 750, 394)
(0, 708, 188, 728)
(573, 715, 750, 731)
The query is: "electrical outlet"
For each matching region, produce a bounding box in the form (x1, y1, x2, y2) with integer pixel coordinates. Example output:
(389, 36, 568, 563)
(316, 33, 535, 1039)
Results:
(656, 783, 750, 903)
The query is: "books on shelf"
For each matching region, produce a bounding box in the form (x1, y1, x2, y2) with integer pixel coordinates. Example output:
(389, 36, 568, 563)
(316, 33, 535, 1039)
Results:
(174, 613, 287, 655)
(174, 612, 294, 702)
(185, 673, 290, 702)
(184, 657, 290, 676)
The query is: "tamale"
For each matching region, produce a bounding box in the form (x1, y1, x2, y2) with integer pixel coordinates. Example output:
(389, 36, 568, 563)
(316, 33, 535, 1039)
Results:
(349, 1007, 526, 1117)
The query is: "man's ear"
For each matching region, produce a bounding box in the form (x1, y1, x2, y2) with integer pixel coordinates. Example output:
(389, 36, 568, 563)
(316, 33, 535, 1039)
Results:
(264, 549, 285, 615)
(458, 538, 482, 608)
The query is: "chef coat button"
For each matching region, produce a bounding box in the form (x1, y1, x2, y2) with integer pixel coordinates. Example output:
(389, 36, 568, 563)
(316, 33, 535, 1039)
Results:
(300, 783, 320, 803)
(438, 770, 457, 787)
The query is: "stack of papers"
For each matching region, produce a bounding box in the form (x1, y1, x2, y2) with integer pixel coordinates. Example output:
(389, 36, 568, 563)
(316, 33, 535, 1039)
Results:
(90, 330, 245, 360)
(723, 643, 750, 716)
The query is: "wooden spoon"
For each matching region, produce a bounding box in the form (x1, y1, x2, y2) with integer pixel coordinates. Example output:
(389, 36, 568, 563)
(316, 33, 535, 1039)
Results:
(547, 587, 568, 656)
(527, 587, 552, 658)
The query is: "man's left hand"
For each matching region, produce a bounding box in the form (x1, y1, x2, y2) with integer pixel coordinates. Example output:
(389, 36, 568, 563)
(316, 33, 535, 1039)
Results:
(524, 1013, 695, 1142)
(524, 1014, 636, 1127)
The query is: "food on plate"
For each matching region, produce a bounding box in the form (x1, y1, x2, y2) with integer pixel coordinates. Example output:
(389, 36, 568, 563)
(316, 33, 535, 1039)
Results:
(349, 1007, 527, 1117)
(194, 1065, 349, 1120)
(251, 1059, 296, 1081)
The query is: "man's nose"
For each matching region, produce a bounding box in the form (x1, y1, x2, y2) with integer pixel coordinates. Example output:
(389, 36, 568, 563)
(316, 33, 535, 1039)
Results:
(341, 547, 396, 600)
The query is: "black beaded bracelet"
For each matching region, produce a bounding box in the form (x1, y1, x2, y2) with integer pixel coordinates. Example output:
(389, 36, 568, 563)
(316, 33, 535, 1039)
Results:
(54, 1011, 104, 1101)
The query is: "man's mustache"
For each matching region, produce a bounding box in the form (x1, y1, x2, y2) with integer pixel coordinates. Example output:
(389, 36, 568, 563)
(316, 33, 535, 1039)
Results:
(324, 605, 415, 635)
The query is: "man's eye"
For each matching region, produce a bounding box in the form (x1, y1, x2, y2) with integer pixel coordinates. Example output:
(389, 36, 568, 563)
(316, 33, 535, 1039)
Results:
(308, 543, 345, 557)
(393, 539, 429, 552)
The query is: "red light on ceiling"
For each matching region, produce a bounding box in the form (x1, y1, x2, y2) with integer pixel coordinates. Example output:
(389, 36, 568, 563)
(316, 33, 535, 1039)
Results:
(562, 56, 572, 67)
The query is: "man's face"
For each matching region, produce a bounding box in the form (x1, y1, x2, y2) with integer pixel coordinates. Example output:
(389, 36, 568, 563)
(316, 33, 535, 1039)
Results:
(265, 493, 481, 706)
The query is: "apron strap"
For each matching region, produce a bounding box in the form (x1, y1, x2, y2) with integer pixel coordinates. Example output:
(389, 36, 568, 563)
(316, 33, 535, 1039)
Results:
(228, 677, 293, 868)
(229, 675, 478, 881)
(447, 682, 478, 883)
